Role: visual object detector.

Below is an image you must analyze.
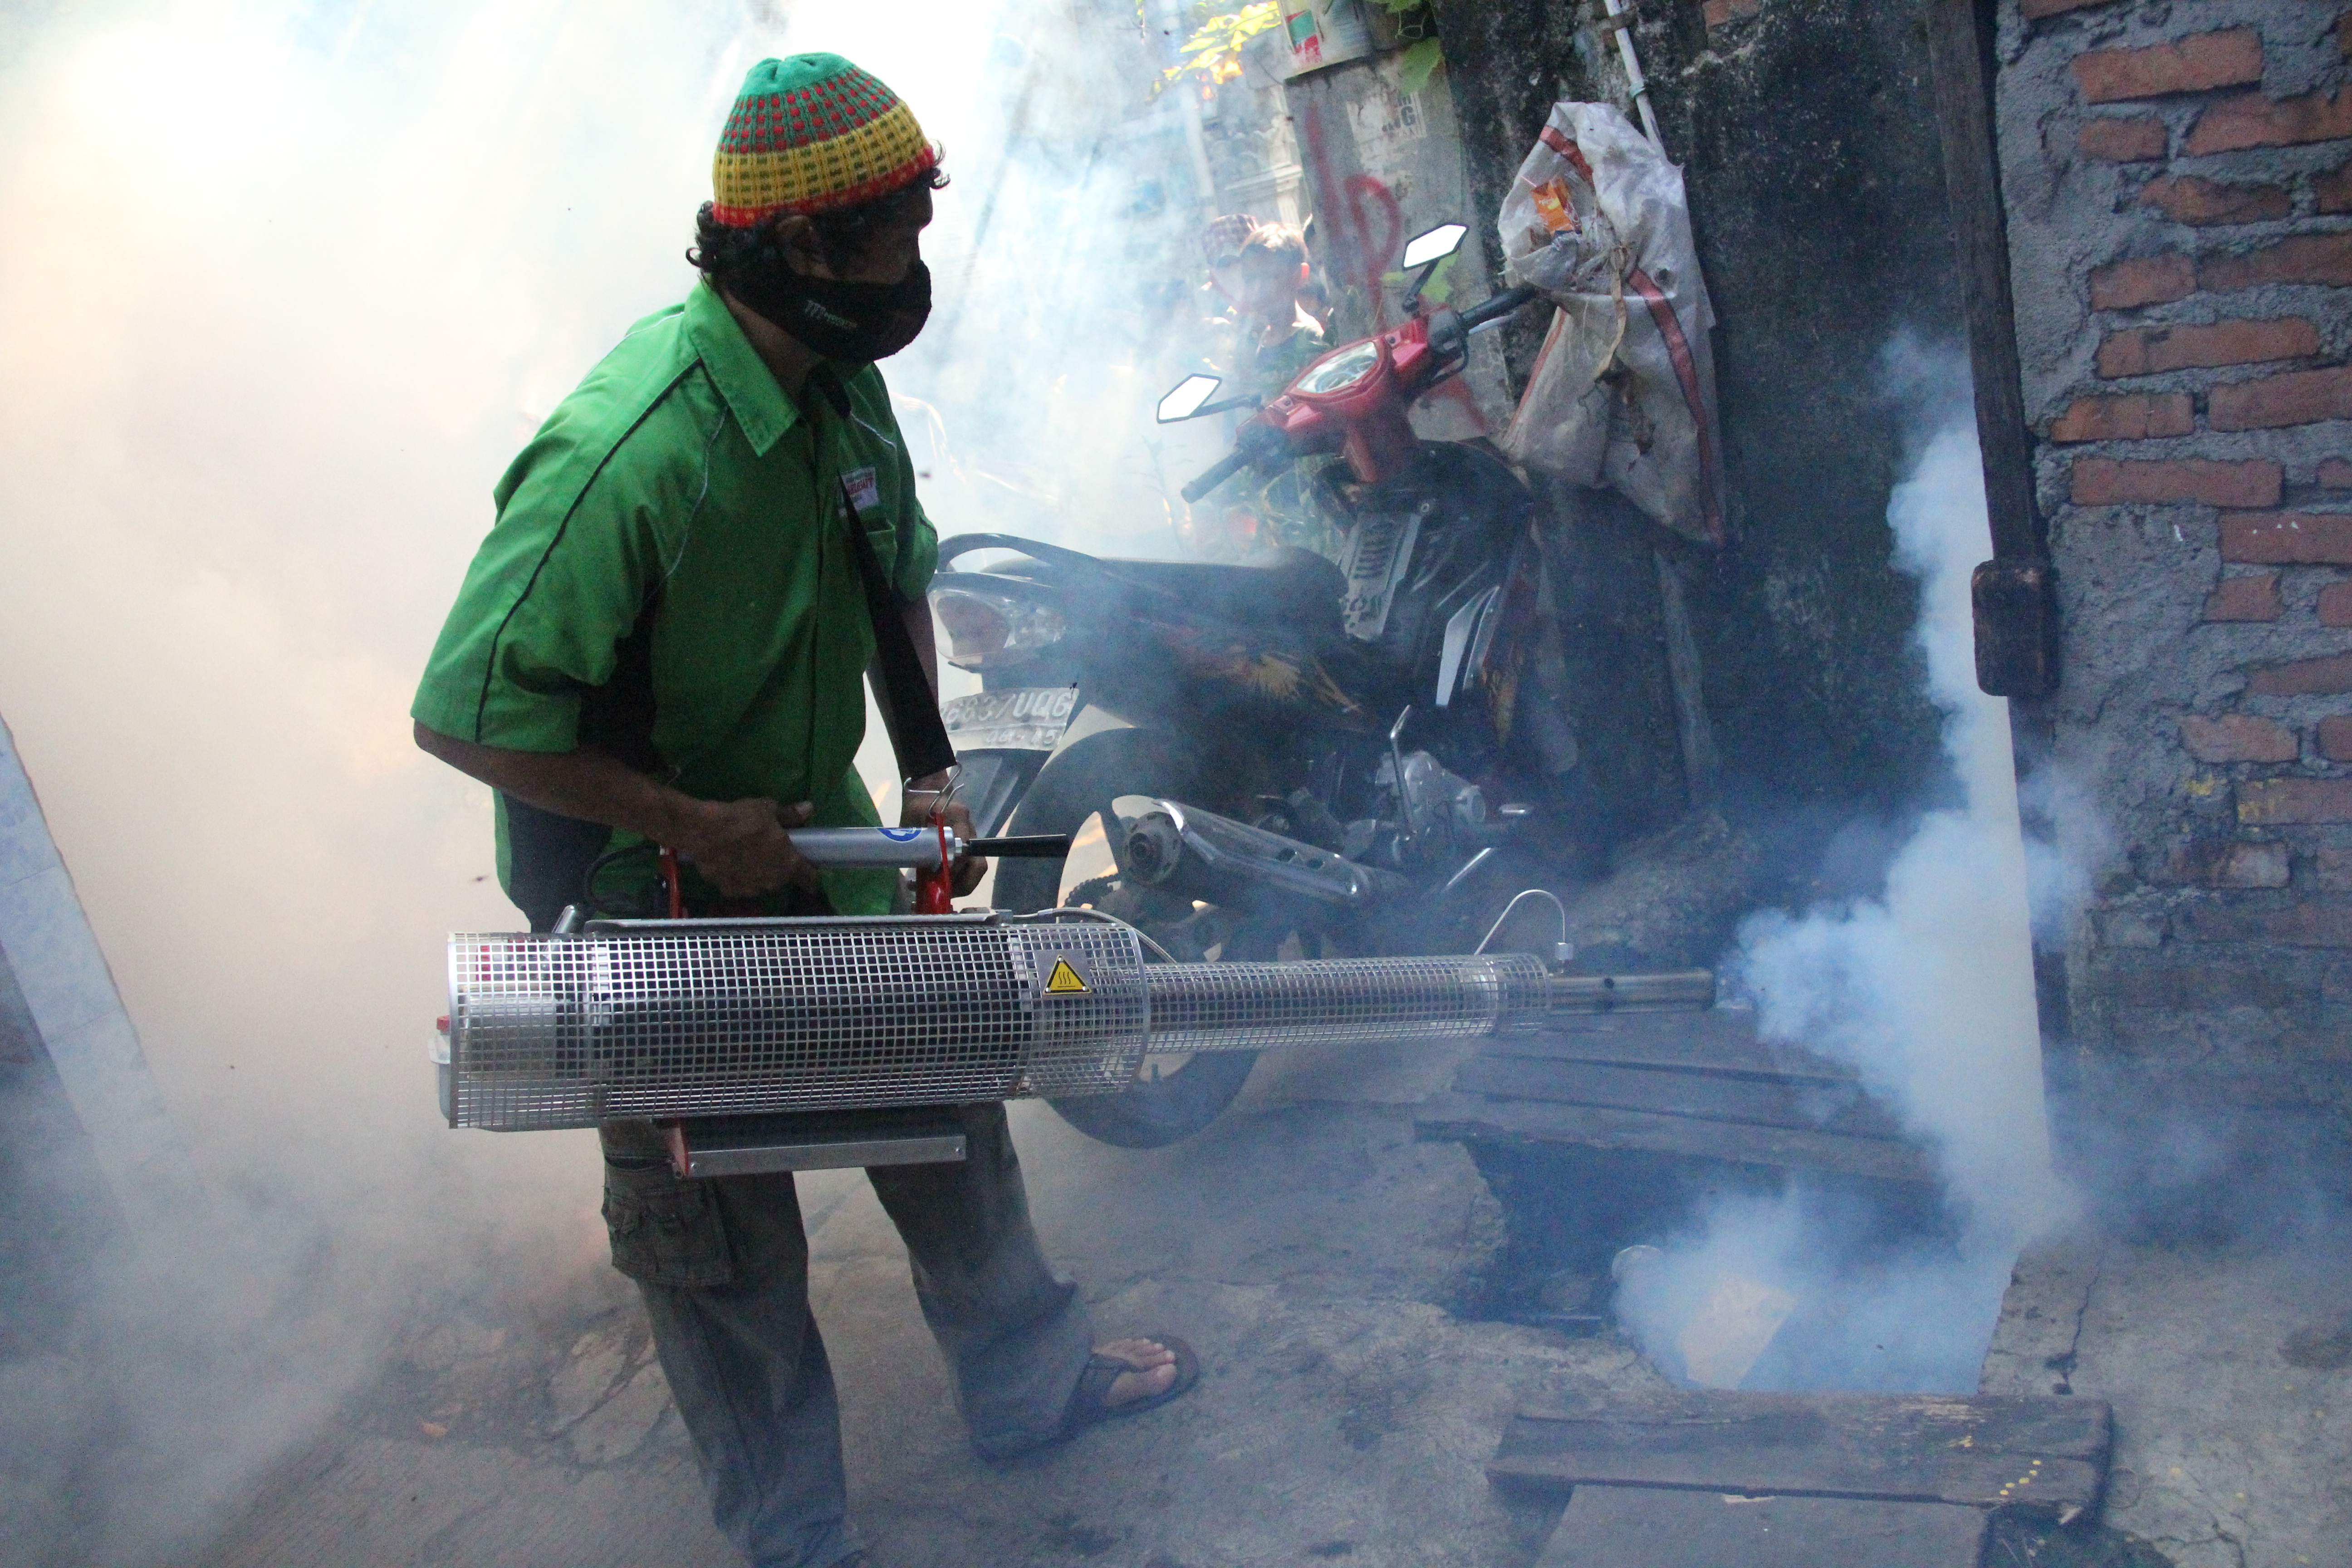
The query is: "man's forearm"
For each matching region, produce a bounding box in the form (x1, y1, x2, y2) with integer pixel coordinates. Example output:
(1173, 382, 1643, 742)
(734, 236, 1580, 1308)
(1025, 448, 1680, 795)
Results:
(416, 721, 824, 898)
(412, 721, 697, 841)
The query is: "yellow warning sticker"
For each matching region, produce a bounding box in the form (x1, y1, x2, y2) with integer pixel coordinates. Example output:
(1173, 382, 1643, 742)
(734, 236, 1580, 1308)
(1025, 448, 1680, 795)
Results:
(1044, 958, 1089, 995)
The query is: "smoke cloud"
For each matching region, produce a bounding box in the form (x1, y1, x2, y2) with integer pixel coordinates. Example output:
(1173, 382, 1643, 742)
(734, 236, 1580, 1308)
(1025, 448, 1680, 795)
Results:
(0, 0, 1193, 1558)
(1614, 350, 2080, 1392)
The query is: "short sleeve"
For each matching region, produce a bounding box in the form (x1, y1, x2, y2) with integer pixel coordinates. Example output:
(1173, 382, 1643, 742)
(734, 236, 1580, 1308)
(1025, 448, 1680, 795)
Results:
(412, 431, 660, 751)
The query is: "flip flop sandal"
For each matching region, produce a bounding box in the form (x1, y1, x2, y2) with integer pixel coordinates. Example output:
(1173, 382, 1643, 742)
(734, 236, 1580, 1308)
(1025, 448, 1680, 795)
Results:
(1064, 1333, 1200, 1435)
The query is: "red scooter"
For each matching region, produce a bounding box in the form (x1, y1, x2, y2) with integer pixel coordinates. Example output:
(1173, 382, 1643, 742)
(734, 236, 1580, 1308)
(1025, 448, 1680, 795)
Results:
(1160, 222, 1540, 501)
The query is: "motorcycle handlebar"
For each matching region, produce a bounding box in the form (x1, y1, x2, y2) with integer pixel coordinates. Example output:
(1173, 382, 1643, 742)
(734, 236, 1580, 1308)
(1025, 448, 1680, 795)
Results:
(1181, 443, 1257, 504)
(1458, 284, 1541, 332)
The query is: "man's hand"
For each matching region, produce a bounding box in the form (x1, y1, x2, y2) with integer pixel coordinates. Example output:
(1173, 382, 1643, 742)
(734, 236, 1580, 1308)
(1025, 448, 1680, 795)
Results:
(415, 723, 831, 902)
(902, 784, 988, 897)
(671, 798, 824, 900)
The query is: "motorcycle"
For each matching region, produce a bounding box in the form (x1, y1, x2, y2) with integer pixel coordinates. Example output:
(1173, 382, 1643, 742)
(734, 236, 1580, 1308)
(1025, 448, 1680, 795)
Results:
(931, 225, 1580, 1148)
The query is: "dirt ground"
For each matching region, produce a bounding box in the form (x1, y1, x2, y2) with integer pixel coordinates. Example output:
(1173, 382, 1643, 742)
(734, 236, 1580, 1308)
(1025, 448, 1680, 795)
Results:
(199, 1040, 2352, 1568)
(198, 1042, 1650, 1568)
(1982, 1231, 2352, 1568)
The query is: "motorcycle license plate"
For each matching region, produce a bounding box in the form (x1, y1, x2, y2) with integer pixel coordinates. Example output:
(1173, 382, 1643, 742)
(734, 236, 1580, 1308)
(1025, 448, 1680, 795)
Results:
(941, 686, 1078, 752)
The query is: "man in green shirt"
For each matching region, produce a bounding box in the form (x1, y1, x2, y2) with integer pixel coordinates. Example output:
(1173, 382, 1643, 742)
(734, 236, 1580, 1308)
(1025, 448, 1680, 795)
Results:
(412, 55, 1193, 1568)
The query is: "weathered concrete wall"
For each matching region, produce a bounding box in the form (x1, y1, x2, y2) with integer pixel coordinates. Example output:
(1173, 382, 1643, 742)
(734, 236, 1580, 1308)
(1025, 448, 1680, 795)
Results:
(0, 945, 116, 1353)
(0, 715, 186, 1217)
(1426, 0, 1962, 820)
(1995, 0, 2352, 1112)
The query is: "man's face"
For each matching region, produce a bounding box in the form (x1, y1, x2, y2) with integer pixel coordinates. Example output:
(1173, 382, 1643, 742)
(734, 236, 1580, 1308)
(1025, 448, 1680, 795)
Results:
(789, 186, 933, 285)
(1212, 254, 1306, 327)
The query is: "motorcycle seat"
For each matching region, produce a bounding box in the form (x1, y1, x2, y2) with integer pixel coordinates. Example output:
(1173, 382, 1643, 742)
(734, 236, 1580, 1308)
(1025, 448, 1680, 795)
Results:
(1097, 547, 1346, 638)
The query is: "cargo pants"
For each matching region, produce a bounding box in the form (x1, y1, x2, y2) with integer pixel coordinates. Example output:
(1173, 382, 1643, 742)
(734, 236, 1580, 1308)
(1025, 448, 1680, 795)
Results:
(599, 1105, 1095, 1568)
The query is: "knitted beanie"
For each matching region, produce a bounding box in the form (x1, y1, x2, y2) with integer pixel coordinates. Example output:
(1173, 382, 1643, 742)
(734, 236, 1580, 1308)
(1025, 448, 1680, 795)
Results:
(1201, 213, 1262, 268)
(711, 54, 937, 226)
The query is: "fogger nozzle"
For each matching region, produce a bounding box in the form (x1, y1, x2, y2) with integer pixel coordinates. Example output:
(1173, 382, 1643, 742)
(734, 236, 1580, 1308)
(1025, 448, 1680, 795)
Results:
(445, 913, 1598, 1130)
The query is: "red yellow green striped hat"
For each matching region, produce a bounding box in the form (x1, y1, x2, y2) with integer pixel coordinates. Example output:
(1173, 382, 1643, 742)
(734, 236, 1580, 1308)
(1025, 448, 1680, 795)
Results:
(711, 54, 937, 226)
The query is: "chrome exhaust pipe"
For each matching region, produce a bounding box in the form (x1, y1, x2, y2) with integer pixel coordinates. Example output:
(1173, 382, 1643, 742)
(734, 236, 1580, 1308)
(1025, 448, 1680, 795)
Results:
(1119, 798, 1406, 908)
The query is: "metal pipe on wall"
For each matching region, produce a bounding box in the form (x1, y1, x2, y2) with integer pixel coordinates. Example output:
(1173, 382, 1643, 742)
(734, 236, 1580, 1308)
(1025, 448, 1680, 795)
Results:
(1601, 0, 1664, 147)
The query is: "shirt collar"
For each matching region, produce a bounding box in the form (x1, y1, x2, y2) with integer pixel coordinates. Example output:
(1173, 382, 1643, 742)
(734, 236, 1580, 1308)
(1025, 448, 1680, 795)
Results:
(684, 278, 799, 456)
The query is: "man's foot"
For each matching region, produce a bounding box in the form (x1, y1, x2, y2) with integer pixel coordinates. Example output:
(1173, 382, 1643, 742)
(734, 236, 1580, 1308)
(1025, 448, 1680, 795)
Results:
(1096, 1337, 1180, 1407)
(1063, 1333, 1200, 1434)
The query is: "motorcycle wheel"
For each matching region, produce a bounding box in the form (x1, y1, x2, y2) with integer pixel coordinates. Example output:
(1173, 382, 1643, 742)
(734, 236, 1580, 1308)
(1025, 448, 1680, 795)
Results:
(995, 727, 1263, 1149)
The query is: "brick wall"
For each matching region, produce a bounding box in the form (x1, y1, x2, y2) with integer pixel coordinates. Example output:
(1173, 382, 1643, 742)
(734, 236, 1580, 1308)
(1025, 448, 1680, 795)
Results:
(1998, 0, 2352, 1108)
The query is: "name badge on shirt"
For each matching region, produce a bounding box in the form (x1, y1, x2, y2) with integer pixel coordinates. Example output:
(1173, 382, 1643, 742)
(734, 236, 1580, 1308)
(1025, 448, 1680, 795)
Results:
(843, 466, 882, 516)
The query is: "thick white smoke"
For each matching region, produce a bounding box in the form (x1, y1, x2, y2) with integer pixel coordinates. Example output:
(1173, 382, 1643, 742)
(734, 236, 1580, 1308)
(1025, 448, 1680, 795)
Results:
(1616, 355, 2079, 1392)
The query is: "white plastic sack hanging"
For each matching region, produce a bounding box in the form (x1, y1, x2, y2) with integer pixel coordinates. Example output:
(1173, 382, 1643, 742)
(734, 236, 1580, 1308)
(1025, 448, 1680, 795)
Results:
(1496, 102, 1726, 546)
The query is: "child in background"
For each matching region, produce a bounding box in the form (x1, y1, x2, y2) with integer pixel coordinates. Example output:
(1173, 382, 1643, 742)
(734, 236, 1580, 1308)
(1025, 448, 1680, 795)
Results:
(1209, 221, 1329, 402)
(1297, 274, 1333, 336)
(1190, 216, 1342, 563)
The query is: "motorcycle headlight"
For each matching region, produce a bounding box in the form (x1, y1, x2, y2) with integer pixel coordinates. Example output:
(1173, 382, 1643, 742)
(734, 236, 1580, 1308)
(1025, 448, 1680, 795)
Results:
(931, 587, 1067, 671)
(1293, 339, 1382, 396)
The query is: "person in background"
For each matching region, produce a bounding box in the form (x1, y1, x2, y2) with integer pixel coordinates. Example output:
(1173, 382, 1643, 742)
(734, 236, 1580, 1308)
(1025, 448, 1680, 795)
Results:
(1297, 212, 1333, 334)
(1208, 220, 1329, 402)
(1193, 216, 1341, 560)
(410, 53, 1196, 1568)
(1297, 273, 1334, 336)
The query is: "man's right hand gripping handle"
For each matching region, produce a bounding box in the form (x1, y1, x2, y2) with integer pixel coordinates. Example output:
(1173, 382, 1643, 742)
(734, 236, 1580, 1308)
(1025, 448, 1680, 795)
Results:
(663, 798, 824, 900)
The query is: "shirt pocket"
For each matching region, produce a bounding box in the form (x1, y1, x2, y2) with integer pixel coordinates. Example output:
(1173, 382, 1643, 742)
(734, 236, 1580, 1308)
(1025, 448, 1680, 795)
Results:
(601, 1161, 735, 1288)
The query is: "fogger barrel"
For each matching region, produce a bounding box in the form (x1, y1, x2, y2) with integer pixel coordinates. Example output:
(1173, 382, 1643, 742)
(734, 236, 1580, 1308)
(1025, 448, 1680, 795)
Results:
(441, 914, 1671, 1132)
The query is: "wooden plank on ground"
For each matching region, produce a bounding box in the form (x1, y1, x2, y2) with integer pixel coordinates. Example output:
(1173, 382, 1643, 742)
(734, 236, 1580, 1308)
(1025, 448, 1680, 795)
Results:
(1450, 1056, 1908, 1142)
(1489, 1009, 1860, 1085)
(1490, 1390, 2111, 1511)
(1534, 1486, 1987, 1568)
(1414, 1092, 1938, 1184)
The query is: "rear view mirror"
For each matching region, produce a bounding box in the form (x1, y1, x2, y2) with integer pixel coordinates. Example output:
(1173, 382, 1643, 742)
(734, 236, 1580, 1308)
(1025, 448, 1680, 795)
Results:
(1401, 223, 1468, 271)
(1157, 374, 1223, 423)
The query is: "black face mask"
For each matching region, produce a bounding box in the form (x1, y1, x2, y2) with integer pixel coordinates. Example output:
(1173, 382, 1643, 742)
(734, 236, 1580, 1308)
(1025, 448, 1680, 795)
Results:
(728, 258, 932, 366)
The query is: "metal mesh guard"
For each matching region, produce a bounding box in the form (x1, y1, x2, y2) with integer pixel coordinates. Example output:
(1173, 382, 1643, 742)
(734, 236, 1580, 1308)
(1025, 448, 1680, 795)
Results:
(1143, 953, 1549, 1052)
(448, 918, 1148, 1131)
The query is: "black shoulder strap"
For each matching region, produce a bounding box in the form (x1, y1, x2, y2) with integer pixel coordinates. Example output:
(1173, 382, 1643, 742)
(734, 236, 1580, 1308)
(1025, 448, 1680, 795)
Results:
(805, 368, 954, 784)
(839, 481, 956, 782)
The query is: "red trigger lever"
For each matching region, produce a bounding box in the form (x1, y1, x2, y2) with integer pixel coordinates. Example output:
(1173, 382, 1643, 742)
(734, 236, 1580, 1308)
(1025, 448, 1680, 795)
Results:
(915, 797, 955, 915)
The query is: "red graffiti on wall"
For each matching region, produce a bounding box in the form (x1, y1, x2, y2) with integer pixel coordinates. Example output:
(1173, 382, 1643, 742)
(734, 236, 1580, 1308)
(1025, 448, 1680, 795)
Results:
(1343, 174, 1405, 328)
(1294, 99, 1488, 432)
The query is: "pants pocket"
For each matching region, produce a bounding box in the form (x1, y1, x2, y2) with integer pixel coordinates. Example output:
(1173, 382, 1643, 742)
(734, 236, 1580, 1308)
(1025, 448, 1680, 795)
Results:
(601, 1161, 735, 1288)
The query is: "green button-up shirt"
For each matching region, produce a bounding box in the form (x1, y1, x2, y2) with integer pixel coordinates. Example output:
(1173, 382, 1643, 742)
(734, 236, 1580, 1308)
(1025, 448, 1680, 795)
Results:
(412, 278, 937, 916)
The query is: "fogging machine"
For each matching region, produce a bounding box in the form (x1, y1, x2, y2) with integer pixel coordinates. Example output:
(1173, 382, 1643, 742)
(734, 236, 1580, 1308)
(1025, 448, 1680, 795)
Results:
(437, 891, 1713, 1177)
